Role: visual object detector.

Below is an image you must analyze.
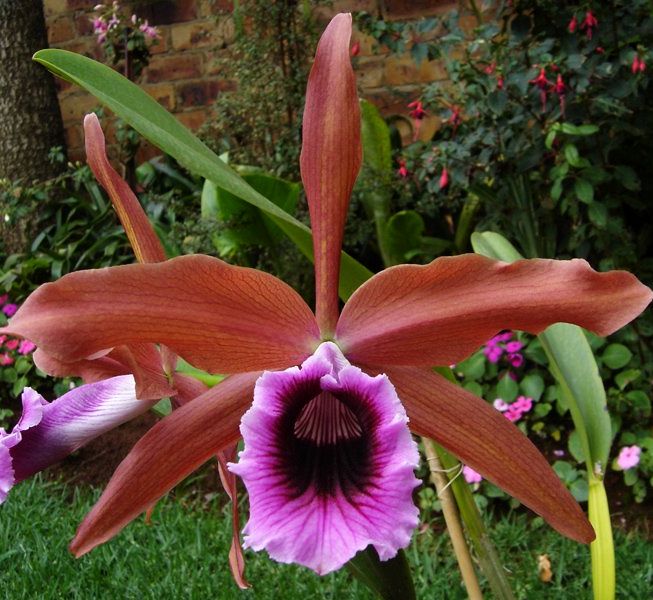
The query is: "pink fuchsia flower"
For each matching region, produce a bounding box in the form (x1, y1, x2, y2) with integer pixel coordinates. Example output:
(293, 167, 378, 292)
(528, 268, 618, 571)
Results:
(2, 304, 18, 317)
(0, 353, 14, 366)
(397, 158, 408, 178)
(4, 339, 18, 351)
(408, 100, 427, 140)
(581, 11, 598, 40)
(568, 15, 578, 33)
(617, 445, 641, 470)
(530, 67, 551, 112)
(139, 20, 159, 40)
(493, 399, 509, 412)
(18, 340, 36, 355)
(463, 465, 482, 484)
(3, 12, 652, 576)
(0, 376, 155, 503)
(439, 167, 449, 190)
(350, 41, 360, 57)
(632, 54, 646, 74)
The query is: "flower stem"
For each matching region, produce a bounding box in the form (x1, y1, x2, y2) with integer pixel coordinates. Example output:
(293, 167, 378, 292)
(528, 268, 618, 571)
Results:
(588, 476, 615, 600)
(422, 437, 483, 600)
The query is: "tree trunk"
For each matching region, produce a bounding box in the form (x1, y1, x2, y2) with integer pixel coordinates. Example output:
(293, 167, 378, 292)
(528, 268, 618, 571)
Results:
(0, 0, 66, 183)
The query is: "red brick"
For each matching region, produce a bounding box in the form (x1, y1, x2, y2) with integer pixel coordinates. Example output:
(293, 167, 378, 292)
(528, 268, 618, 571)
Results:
(74, 13, 94, 37)
(355, 57, 385, 89)
(63, 122, 83, 151)
(383, 56, 447, 86)
(144, 83, 176, 110)
(137, 0, 198, 26)
(43, 0, 67, 17)
(59, 93, 101, 124)
(149, 28, 170, 54)
(58, 38, 104, 61)
(145, 53, 203, 83)
(47, 16, 75, 44)
(171, 22, 218, 51)
(198, 0, 233, 16)
(383, 0, 455, 20)
(176, 107, 210, 131)
(66, 0, 92, 10)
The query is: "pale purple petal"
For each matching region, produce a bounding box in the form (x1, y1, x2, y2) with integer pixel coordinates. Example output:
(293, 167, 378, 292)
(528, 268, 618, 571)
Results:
(0, 375, 154, 502)
(616, 445, 641, 470)
(462, 465, 482, 484)
(230, 342, 420, 575)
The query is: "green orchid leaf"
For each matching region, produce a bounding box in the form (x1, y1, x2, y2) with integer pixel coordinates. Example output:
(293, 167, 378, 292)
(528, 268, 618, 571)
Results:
(346, 547, 416, 600)
(33, 49, 373, 300)
(360, 99, 392, 175)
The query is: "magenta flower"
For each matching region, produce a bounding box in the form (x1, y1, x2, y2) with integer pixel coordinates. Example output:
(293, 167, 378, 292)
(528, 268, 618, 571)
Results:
(581, 11, 598, 40)
(463, 465, 483, 484)
(632, 54, 646, 74)
(408, 100, 427, 141)
(0, 376, 154, 503)
(397, 158, 409, 178)
(139, 20, 159, 40)
(2, 304, 18, 317)
(0, 294, 7, 305)
(0, 353, 13, 366)
(530, 67, 551, 112)
(616, 446, 641, 470)
(18, 340, 36, 355)
(4, 339, 18, 351)
(2, 13, 652, 579)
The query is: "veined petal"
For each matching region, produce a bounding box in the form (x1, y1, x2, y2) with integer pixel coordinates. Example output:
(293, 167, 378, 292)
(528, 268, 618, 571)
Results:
(381, 366, 594, 543)
(70, 372, 260, 557)
(337, 254, 653, 367)
(3, 255, 321, 374)
(300, 13, 362, 336)
(230, 342, 419, 575)
(34, 345, 176, 401)
(0, 376, 150, 503)
(84, 113, 166, 264)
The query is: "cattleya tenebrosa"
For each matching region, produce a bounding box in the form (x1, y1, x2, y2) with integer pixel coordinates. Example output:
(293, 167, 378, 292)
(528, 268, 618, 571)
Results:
(2, 13, 652, 578)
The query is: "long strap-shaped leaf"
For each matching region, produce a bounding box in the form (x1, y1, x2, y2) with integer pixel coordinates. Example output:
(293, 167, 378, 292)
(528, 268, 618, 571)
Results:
(33, 49, 372, 301)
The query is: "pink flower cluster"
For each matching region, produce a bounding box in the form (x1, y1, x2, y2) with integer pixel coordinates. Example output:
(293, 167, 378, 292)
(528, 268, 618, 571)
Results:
(529, 66, 567, 115)
(483, 331, 524, 367)
(493, 395, 533, 423)
(0, 296, 36, 365)
(92, 2, 159, 45)
(617, 445, 641, 470)
(568, 11, 598, 40)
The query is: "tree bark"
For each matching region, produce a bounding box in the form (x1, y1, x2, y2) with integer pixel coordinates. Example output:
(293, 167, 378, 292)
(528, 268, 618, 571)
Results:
(0, 0, 66, 182)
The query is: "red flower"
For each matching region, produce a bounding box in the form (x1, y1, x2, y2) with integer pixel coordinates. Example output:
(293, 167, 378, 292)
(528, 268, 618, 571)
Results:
(397, 158, 409, 178)
(568, 15, 578, 33)
(350, 41, 360, 57)
(632, 54, 646, 74)
(408, 100, 427, 121)
(439, 167, 449, 190)
(484, 61, 496, 75)
(581, 11, 598, 40)
(497, 76, 504, 89)
(529, 67, 551, 112)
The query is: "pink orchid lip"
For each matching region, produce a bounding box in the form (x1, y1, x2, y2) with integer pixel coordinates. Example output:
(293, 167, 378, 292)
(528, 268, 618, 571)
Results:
(229, 342, 420, 575)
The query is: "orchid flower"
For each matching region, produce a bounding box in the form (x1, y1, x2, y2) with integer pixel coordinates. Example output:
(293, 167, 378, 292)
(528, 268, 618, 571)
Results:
(2, 13, 652, 578)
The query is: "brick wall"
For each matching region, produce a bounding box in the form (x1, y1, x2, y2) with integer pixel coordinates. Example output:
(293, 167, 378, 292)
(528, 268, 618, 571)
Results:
(43, 0, 456, 161)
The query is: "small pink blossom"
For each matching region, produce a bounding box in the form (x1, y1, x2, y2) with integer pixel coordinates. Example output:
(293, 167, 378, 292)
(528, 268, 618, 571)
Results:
(514, 395, 533, 413)
(505, 340, 523, 353)
(617, 445, 641, 470)
(397, 159, 408, 178)
(507, 352, 524, 368)
(2, 304, 18, 317)
(18, 340, 36, 355)
(484, 61, 496, 75)
(530, 67, 550, 112)
(4, 339, 18, 351)
(553, 449, 565, 458)
(504, 408, 521, 422)
(497, 76, 504, 90)
(439, 167, 449, 190)
(0, 294, 7, 304)
(139, 20, 159, 40)
(462, 465, 483, 484)
(0, 353, 14, 366)
(0, 335, 6, 345)
(350, 41, 360, 57)
(493, 399, 509, 412)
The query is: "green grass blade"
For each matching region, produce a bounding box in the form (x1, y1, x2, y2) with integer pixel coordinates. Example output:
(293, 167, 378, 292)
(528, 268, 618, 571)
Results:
(33, 49, 373, 300)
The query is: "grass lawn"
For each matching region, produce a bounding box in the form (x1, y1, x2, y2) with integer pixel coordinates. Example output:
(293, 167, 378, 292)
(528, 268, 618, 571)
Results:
(1, 477, 651, 599)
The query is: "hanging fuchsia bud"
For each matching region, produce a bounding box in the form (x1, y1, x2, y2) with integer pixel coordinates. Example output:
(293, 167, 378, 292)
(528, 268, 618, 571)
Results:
(632, 54, 646, 74)
(568, 15, 578, 33)
(439, 167, 449, 190)
(350, 41, 360, 57)
(581, 11, 598, 40)
(497, 75, 504, 89)
(552, 74, 567, 117)
(397, 158, 408, 178)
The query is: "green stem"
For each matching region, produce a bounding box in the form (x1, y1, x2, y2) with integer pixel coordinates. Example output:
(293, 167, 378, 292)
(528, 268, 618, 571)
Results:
(436, 446, 516, 600)
(422, 438, 483, 600)
(588, 476, 615, 600)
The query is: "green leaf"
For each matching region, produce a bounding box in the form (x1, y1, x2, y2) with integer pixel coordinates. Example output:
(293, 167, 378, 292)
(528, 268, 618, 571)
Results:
(487, 90, 507, 115)
(588, 202, 607, 227)
(346, 547, 415, 600)
(496, 374, 518, 402)
(563, 143, 582, 167)
(385, 210, 424, 263)
(614, 368, 641, 390)
(601, 343, 632, 370)
(574, 178, 594, 204)
(625, 390, 651, 417)
(570, 478, 589, 502)
(200, 179, 219, 220)
(568, 430, 586, 463)
(520, 374, 544, 401)
(560, 123, 599, 136)
(456, 352, 486, 380)
(360, 99, 392, 175)
(33, 49, 373, 300)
